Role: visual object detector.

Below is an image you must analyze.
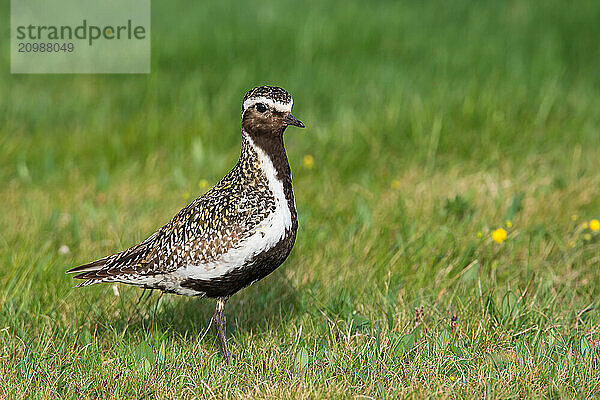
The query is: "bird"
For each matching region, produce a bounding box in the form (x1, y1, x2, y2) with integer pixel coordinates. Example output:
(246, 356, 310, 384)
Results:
(67, 85, 305, 364)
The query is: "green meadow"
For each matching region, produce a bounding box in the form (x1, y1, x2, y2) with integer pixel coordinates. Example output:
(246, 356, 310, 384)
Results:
(2, 0, 600, 398)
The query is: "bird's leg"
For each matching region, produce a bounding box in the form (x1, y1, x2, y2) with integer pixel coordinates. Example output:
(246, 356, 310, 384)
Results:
(212, 297, 230, 364)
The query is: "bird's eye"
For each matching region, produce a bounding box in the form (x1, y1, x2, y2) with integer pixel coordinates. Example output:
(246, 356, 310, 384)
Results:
(255, 103, 267, 113)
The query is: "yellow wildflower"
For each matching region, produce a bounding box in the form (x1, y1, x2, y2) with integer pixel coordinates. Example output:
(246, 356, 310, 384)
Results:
(391, 179, 401, 189)
(505, 220, 513, 228)
(568, 240, 576, 248)
(492, 228, 507, 243)
(590, 219, 600, 232)
(198, 179, 209, 190)
(571, 214, 578, 222)
(584, 233, 592, 241)
(476, 232, 483, 239)
(182, 191, 190, 201)
(303, 154, 314, 169)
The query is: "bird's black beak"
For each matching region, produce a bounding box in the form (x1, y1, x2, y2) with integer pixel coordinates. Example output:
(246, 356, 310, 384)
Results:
(284, 113, 305, 128)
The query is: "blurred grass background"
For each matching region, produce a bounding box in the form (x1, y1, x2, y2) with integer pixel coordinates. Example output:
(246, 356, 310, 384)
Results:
(1, 0, 600, 398)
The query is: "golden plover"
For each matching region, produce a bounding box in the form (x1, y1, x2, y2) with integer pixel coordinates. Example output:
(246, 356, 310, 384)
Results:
(68, 86, 305, 363)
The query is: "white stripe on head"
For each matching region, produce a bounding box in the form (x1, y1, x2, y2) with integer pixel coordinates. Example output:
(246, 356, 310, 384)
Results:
(243, 96, 293, 113)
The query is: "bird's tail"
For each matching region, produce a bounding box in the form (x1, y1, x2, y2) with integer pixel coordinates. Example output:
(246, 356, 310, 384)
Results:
(66, 233, 157, 287)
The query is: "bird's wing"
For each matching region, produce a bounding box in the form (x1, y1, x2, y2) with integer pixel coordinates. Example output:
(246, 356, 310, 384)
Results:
(67, 185, 259, 286)
(140, 191, 253, 275)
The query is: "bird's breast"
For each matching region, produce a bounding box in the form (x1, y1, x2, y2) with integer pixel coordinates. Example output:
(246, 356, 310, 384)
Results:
(163, 133, 298, 297)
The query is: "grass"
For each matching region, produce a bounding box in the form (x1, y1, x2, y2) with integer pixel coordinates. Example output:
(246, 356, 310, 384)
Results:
(2, 0, 600, 397)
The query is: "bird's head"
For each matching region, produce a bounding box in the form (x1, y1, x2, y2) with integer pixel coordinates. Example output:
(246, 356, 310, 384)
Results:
(241, 86, 305, 139)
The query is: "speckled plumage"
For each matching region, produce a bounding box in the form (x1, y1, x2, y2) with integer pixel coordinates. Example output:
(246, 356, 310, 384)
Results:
(68, 86, 304, 300)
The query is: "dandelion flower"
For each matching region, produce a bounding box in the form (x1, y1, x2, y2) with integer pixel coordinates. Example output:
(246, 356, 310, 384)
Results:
(198, 179, 209, 190)
(571, 214, 578, 222)
(568, 240, 576, 248)
(391, 179, 401, 189)
(303, 154, 314, 169)
(584, 233, 592, 241)
(505, 220, 513, 228)
(590, 219, 600, 232)
(492, 228, 507, 243)
(476, 232, 483, 239)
